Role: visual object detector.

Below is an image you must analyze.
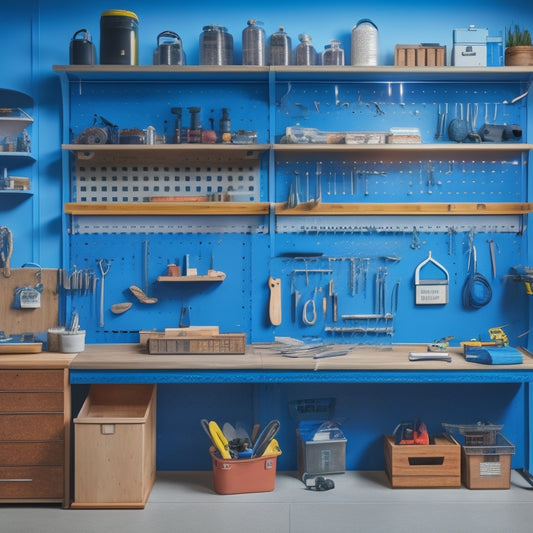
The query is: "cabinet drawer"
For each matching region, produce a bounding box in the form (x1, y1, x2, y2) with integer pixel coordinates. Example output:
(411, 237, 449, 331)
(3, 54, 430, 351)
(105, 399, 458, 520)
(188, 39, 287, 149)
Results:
(0, 466, 63, 499)
(0, 370, 64, 392)
(0, 442, 64, 466)
(0, 413, 64, 441)
(0, 392, 64, 412)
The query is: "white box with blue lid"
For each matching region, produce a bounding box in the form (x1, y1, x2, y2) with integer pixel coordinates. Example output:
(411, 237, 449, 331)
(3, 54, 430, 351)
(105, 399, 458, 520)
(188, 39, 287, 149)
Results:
(452, 25, 488, 66)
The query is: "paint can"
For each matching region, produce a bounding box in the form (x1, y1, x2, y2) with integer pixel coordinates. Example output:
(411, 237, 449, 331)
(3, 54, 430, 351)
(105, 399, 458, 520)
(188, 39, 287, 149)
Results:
(100, 10, 139, 65)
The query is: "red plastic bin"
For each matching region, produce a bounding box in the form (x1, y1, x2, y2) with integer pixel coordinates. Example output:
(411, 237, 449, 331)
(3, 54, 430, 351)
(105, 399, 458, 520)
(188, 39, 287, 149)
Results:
(209, 447, 277, 494)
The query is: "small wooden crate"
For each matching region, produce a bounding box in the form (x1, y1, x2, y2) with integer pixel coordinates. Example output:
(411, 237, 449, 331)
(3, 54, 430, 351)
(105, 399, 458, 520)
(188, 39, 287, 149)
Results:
(72, 384, 156, 508)
(384, 434, 461, 488)
(395, 45, 446, 67)
(148, 333, 246, 354)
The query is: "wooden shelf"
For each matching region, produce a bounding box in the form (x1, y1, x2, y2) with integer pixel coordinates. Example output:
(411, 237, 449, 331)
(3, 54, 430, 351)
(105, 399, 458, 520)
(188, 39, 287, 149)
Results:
(275, 202, 533, 216)
(63, 144, 268, 163)
(273, 143, 533, 153)
(53, 65, 533, 83)
(157, 272, 226, 282)
(64, 201, 270, 216)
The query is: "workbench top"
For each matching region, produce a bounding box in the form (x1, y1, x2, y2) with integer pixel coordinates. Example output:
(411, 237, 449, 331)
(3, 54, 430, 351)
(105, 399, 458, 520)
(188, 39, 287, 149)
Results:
(68, 343, 533, 371)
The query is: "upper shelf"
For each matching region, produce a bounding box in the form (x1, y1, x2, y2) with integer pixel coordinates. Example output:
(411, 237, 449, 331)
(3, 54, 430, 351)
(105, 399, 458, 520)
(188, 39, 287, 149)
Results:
(273, 143, 533, 153)
(53, 65, 533, 83)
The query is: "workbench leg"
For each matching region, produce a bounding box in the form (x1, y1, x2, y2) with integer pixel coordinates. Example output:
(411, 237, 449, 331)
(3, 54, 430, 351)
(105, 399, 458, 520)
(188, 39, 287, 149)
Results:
(527, 382, 532, 471)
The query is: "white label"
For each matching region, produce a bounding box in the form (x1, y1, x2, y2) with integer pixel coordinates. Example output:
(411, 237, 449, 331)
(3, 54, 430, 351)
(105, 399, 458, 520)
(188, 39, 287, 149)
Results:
(20, 289, 41, 308)
(480, 462, 501, 477)
(415, 285, 448, 305)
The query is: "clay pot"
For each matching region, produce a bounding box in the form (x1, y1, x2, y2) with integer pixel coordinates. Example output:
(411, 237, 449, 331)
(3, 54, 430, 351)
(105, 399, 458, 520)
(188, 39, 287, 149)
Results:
(505, 46, 533, 66)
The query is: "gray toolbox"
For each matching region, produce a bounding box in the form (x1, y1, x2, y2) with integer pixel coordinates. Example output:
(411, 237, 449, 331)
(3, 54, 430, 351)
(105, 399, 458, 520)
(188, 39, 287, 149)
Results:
(290, 398, 347, 479)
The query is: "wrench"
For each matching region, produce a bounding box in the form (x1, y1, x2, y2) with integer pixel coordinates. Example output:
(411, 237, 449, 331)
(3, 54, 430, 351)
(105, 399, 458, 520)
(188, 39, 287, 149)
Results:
(98, 259, 111, 328)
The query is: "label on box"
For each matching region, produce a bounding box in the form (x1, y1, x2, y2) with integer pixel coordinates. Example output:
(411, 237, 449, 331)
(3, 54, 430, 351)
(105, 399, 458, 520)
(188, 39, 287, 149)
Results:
(480, 461, 501, 477)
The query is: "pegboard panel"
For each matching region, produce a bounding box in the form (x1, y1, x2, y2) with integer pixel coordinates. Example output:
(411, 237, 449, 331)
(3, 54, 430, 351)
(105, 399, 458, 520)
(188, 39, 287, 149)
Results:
(70, 215, 268, 234)
(69, 80, 269, 144)
(275, 215, 523, 234)
(65, 233, 258, 344)
(268, 229, 528, 346)
(275, 153, 526, 205)
(73, 160, 261, 203)
(274, 80, 526, 143)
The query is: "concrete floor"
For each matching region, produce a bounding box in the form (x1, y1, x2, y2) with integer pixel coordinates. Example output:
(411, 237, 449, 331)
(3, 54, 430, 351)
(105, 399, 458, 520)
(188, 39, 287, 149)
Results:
(2, 470, 533, 533)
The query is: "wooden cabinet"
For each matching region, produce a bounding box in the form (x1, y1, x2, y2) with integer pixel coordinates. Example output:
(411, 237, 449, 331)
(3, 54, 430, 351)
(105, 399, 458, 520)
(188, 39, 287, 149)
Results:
(0, 354, 74, 507)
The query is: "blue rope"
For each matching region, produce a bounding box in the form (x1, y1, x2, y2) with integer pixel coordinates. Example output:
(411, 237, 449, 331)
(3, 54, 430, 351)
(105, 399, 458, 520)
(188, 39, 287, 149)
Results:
(462, 272, 492, 309)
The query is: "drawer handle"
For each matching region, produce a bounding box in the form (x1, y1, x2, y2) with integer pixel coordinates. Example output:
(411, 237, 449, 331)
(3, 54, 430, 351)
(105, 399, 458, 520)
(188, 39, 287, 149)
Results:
(0, 478, 33, 482)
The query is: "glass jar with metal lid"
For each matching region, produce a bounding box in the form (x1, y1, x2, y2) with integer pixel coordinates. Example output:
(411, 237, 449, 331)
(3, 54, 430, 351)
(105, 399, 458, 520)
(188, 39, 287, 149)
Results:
(200, 24, 234, 65)
(296, 34, 317, 65)
(322, 39, 345, 65)
(100, 9, 139, 65)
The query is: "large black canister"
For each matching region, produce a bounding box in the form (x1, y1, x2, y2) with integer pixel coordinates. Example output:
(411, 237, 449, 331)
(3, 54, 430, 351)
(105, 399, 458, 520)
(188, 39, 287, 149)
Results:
(69, 29, 96, 65)
(100, 10, 139, 65)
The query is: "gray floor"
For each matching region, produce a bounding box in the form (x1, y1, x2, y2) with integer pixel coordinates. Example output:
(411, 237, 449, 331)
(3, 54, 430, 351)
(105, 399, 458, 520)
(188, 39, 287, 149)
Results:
(2, 470, 533, 533)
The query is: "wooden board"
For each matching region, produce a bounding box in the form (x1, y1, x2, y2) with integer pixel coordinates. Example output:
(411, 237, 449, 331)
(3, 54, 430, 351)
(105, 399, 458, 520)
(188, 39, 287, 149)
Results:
(0, 268, 59, 335)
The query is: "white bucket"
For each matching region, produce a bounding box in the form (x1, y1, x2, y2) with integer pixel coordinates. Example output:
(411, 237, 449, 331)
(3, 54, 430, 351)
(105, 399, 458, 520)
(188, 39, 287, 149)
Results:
(59, 330, 86, 353)
(47, 327, 66, 352)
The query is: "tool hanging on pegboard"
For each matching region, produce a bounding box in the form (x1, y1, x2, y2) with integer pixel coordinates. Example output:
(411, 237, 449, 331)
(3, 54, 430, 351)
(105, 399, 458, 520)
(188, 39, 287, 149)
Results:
(0, 225, 13, 277)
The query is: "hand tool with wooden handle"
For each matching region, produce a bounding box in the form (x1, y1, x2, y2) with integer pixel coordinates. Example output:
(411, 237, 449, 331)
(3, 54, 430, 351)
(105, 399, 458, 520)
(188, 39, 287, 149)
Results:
(268, 276, 281, 326)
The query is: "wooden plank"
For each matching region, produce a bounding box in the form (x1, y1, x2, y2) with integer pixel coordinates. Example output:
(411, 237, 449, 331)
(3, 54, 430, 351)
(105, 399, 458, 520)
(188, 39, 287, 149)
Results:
(275, 202, 533, 216)
(64, 202, 270, 216)
(0, 269, 58, 335)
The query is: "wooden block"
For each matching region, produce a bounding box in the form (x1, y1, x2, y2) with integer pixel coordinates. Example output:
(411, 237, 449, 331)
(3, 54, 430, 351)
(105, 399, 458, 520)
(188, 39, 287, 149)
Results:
(416, 47, 426, 66)
(384, 434, 461, 488)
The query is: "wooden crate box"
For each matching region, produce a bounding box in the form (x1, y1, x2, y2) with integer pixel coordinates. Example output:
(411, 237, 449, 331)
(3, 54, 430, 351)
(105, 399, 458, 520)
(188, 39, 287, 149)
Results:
(384, 434, 461, 488)
(72, 384, 156, 508)
(395, 45, 446, 66)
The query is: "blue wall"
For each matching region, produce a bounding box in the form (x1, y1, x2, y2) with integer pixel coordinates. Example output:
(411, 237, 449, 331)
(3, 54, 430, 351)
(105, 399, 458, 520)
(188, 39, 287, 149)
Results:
(2, 1, 533, 472)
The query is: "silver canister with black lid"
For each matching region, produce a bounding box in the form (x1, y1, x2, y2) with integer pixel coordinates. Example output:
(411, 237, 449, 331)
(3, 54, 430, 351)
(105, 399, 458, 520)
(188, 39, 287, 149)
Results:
(200, 24, 234, 65)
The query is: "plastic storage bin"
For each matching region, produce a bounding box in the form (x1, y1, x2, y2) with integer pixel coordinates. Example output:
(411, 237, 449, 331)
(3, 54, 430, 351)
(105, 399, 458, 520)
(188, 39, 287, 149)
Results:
(290, 398, 346, 478)
(72, 384, 156, 508)
(210, 447, 277, 494)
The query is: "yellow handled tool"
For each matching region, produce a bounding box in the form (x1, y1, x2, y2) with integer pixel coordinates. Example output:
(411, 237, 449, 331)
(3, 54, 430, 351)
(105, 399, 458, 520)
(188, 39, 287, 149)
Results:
(262, 438, 282, 457)
(208, 420, 232, 459)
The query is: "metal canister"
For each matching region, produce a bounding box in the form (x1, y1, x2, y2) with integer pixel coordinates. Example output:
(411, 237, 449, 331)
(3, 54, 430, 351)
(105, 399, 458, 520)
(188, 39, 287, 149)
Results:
(351, 19, 378, 66)
(156, 31, 186, 65)
(269, 27, 292, 66)
(296, 34, 317, 66)
(200, 25, 233, 65)
(69, 29, 96, 65)
(242, 20, 265, 66)
(100, 10, 139, 65)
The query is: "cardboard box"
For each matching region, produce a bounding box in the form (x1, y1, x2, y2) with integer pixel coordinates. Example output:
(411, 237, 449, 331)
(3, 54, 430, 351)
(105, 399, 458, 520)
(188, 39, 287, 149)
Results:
(210, 447, 277, 494)
(394, 45, 446, 66)
(384, 434, 461, 488)
(72, 384, 156, 508)
(462, 433, 515, 489)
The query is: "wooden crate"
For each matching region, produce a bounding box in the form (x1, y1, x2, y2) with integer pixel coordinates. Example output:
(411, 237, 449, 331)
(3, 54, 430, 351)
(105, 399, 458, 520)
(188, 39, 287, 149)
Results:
(384, 434, 461, 488)
(395, 45, 446, 66)
(72, 384, 156, 508)
(148, 333, 246, 354)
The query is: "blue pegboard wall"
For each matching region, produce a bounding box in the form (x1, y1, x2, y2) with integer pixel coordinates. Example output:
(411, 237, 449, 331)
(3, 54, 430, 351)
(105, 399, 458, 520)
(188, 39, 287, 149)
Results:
(66, 233, 258, 343)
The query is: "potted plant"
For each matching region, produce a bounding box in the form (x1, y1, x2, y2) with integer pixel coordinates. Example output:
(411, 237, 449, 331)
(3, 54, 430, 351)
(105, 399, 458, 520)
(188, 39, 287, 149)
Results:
(505, 24, 533, 66)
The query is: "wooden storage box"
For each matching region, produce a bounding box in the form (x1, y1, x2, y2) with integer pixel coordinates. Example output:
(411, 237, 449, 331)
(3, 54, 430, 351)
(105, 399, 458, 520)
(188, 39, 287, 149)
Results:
(72, 384, 156, 508)
(395, 45, 446, 66)
(384, 434, 461, 488)
(462, 433, 515, 489)
(148, 333, 246, 354)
